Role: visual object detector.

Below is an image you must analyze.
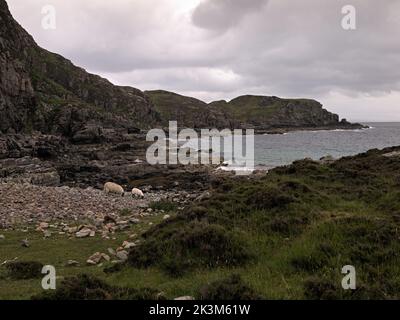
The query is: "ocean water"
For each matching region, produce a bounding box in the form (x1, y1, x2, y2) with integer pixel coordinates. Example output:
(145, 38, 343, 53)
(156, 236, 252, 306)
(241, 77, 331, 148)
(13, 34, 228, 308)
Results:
(176, 122, 400, 171)
(254, 122, 400, 168)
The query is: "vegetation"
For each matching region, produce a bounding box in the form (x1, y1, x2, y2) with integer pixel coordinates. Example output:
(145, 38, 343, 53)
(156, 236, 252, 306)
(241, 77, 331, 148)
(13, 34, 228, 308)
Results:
(199, 274, 264, 300)
(33, 274, 164, 300)
(5, 261, 43, 280)
(128, 220, 250, 277)
(125, 146, 400, 299)
(1, 147, 400, 299)
(149, 200, 178, 212)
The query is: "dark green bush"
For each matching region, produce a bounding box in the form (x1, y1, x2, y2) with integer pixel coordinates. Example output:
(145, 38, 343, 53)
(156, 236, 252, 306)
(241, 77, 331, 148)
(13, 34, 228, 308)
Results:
(149, 200, 178, 212)
(33, 274, 164, 300)
(6, 261, 43, 280)
(199, 274, 264, 300)
(128, 221, 250, 276)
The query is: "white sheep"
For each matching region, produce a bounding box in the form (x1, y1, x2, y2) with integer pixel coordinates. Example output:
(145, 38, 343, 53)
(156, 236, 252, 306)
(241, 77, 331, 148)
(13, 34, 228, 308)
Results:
(104, 182, 124, 197)
(131, 187, 144, 198)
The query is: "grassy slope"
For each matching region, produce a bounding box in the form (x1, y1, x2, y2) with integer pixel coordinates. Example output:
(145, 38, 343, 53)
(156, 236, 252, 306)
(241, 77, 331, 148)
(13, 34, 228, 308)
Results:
(210, 96, 282, 122)
(1, 147, 400, 300)
(209, 96, 322, 124)
(145, 90, 208, 120)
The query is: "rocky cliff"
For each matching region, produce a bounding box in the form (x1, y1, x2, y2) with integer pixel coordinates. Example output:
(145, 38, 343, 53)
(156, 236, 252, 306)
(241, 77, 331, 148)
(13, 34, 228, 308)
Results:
(0, 0, 37, 133)
(209, 95, 360, 132)
(147, 90, 363, 132)
(145, 90, 235, 129)
(0, 0, 159, 140)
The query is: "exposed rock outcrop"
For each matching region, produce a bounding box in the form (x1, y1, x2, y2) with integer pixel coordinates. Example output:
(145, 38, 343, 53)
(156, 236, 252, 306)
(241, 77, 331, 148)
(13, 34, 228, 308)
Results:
(0, 0, 159, 137)
(145, 90, 235, 129)
(208, 95, 365, 132)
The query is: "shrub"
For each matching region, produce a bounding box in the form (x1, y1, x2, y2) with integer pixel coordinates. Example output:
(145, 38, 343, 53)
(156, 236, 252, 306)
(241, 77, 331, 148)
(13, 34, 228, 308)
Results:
(149, 200, 178, 212)
(33, 274, 164, 300)
(6, 261, 44, 280)
(245, 186, 296, 211)
(128, 221, 250, 276)
(303, 276, 339, 300)
(199, 274, 264, 300)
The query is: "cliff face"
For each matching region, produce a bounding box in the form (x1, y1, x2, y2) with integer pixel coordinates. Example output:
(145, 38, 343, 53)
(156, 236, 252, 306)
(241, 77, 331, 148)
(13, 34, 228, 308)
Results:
(147, 91, 361, 132)
(0, 0, 159, 138)
(0, 0, 37, 133)
(0, 0, 361, 137)
(209, 95, 345, 131)
(145, 90, 235, 129)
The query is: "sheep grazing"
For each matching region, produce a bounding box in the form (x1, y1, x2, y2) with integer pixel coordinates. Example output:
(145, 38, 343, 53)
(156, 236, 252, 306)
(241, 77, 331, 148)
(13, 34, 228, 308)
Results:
(103, 182, 124, 197)
(131, 188, 144, 198)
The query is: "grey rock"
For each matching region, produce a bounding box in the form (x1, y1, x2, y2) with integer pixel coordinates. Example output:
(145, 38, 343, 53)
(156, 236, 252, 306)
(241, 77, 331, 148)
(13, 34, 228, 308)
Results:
(116, 250, 128, 261)
(21, 239, 30, 247)
(174, 296, 195, 301)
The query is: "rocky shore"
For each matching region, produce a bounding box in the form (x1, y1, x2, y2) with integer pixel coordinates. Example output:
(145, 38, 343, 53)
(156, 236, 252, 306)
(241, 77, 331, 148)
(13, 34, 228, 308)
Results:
(0, 132, 226, 233)
(0, 182, 203, 229)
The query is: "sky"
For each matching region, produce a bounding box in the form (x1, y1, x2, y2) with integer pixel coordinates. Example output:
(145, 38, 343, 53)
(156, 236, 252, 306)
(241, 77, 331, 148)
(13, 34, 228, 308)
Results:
(7, 0, 400, 122)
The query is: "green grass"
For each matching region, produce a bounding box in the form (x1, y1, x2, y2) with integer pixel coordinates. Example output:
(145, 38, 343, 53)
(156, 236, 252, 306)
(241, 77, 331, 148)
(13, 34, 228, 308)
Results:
(0, 214, 164, 300)
(1, 147, 400, 299)
(149, 200, 178, 212)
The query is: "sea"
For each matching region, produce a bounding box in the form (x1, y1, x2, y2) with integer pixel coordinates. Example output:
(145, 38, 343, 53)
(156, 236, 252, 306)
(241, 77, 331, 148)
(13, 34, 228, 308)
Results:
(254, 122, 400, 168)
(177, 122, 400, 171)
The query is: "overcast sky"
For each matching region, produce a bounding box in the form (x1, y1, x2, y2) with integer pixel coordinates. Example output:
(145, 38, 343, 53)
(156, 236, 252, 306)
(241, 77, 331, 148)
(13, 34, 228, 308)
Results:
(8, 0, 400, 122)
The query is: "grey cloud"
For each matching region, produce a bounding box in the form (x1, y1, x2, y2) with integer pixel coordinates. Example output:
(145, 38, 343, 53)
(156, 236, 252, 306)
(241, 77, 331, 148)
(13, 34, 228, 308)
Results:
(191, 0, 268, 31)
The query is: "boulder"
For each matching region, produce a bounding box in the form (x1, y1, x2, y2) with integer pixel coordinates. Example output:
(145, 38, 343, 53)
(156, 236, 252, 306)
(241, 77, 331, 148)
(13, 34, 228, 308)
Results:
(116, 250, 128, 261)
(76, 228, 92, 238)
(72, 125, 104, 144)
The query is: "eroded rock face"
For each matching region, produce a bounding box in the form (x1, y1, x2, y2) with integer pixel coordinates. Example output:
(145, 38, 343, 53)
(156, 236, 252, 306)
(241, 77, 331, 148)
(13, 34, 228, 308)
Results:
(0, 0, 159, 136)
(0, 2, 38, 134)
(209, 95, 364, 132)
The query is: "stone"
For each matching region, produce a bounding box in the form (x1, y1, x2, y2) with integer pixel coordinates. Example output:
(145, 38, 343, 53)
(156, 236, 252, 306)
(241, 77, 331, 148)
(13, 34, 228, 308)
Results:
(67, 227, 78, 234)
(383, 151, 400, 158)
(103, 215, 117, 224)
(174, 296, 195, 301)
(129, 218, 140, 224)
(122, 241, 136, 249)
(86, 252, 110, 265)
(116, 250, 128, 261)
(101, 253, 111, 262)
(66, 260, 79, 267)
(118, 224, 130, 231)
(43, 231, 52, 238)
(76, 228, 92, 238)
(72, 125, 104, 145)
(163, 214, 171, 220)
(86, 259, 97, 266)
(87, 252, 102, 265)
(0, 234, 5, 240)
(39, 222, 49, 229)
(21, 239, 30, 247)
(107, 248, 116, 256)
